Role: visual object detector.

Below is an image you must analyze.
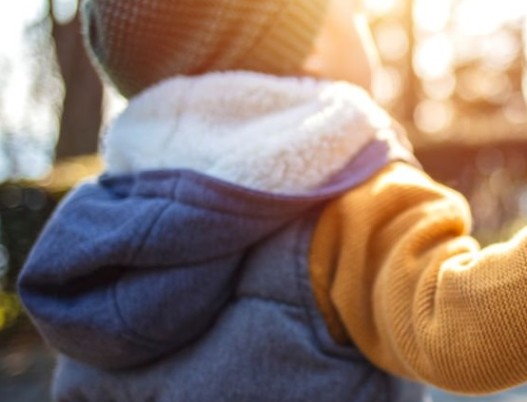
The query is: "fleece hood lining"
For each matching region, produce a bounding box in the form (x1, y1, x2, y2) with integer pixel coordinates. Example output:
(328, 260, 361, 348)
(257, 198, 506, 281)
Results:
(103, 71, 398, 194)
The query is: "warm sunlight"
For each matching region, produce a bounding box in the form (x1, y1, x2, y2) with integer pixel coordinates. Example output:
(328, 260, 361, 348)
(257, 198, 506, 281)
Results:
(0, 0, 527, 179)
(455, 0, 527, 36)
(362, 0, 527, 135)
(413, 0, 453, 33)
(364, 0, 398, 16)
(4, 2, 527, 401)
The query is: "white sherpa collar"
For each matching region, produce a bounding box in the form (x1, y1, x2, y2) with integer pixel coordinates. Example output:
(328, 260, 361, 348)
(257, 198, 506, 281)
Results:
(103, 71, 395, 194)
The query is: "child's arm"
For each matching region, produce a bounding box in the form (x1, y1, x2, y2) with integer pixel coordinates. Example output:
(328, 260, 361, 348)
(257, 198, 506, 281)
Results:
(310, 161, 527, 394)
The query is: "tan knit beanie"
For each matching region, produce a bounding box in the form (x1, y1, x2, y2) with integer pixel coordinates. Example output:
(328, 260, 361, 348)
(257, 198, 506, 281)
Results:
(81, 0, 330, 98)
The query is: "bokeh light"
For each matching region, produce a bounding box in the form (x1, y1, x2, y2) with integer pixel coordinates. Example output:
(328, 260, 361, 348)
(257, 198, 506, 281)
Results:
(413, 0, 453, 33)
(413, 33, 454, 80)
(414, 99, 454, 134)
(364, 0, 399, 17)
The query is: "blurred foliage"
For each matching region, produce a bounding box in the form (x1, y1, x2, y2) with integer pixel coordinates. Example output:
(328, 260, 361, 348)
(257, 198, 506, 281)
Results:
(0, 292, 22, 331)
(0, 184, 56, 289)
(0, 182, 57, 332)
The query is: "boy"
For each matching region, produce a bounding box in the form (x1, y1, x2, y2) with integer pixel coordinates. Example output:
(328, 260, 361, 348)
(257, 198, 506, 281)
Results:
(18, 0, 527, 401)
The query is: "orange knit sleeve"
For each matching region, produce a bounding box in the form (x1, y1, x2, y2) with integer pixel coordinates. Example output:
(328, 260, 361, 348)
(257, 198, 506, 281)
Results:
(310, 161, 527, 395)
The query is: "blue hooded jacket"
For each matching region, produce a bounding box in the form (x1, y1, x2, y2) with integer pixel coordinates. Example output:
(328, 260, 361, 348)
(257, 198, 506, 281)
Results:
(18, 73, 425, 401)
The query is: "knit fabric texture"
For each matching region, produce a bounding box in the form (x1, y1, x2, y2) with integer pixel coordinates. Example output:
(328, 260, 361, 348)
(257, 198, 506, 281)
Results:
(81, 0, 329, 97)
(310, 161, 527, 394)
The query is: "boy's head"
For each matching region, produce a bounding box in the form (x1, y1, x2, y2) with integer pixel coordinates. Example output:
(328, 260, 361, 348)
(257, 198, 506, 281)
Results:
(81, 0, 376, 98)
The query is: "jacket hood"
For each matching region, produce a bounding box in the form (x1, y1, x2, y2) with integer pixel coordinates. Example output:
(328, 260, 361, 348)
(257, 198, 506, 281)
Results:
(104, 71, 409, 194)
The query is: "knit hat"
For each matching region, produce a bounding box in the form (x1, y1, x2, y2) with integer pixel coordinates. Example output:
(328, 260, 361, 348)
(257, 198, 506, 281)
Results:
(81, 0, 330, 98)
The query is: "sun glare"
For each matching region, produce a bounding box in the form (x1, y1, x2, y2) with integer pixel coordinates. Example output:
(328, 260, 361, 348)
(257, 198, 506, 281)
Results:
(364, 0, 399, 17)
(413, 0, 453, 33)
(0, 0, 46, 56)
(414, 33, 454, 80)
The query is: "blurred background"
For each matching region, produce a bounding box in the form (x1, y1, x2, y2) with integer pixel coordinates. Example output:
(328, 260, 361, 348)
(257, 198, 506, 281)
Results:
(2, 0, 527, 401)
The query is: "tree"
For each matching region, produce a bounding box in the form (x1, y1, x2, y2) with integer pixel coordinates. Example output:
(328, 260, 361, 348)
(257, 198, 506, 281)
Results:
(50, 0, 103, 159)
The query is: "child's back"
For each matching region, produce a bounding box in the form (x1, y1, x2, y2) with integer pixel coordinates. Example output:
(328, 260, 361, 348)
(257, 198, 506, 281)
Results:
(18, 0, 527, 401)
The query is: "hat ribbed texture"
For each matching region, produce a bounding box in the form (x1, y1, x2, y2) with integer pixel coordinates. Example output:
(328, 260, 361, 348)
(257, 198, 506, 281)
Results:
(81, 0, 329, 97)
